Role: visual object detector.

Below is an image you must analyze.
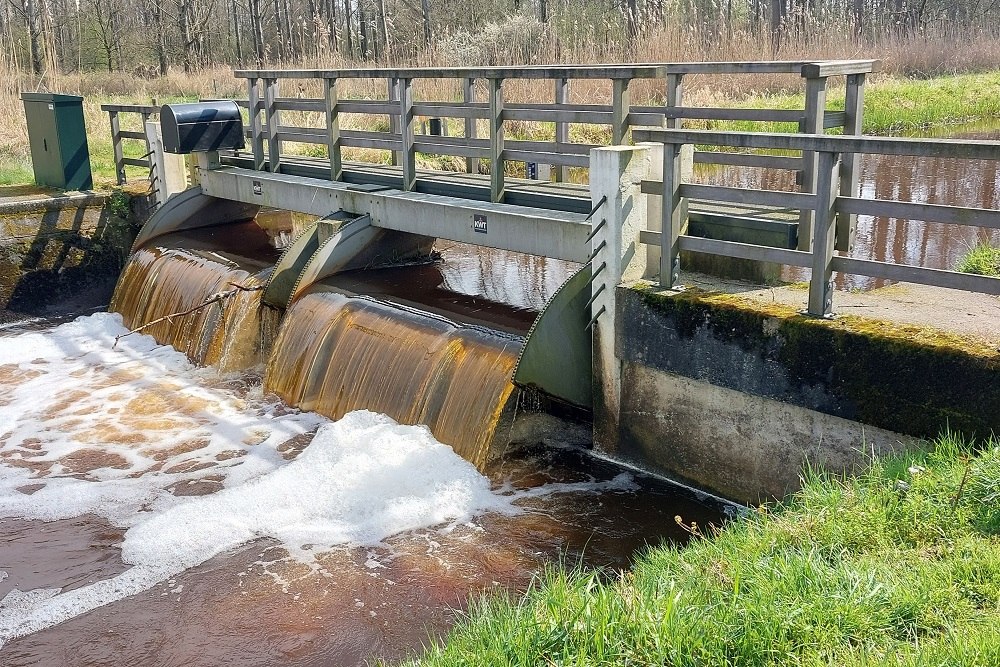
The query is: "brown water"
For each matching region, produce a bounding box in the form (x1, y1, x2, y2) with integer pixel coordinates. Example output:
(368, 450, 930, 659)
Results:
(265, 292, 521, 468)
(697, 125, 1000, 290)
(0, 444, 720, 667)
(110, 222, 282, 371)
(0, 226, 724, 665)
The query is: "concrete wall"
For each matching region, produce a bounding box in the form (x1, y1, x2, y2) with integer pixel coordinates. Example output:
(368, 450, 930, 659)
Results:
(0, 187, 151, 316)
(609, 285, 999, 503)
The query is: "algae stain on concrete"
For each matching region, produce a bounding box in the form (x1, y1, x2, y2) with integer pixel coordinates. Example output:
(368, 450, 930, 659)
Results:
(634, 285, 1000, 440)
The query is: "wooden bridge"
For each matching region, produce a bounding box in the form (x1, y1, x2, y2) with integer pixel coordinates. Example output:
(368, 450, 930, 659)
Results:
(103, 59, 1000, 319)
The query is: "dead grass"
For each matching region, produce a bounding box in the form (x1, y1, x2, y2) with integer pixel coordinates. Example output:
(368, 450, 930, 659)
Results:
(2, 24, 999, 186)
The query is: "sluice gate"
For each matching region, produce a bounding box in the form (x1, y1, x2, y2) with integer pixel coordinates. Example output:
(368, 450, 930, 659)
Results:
(116, 102, 596, 468)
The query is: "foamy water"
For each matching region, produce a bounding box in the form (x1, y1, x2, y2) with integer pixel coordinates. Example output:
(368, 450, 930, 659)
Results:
(0, 314, 635, 651)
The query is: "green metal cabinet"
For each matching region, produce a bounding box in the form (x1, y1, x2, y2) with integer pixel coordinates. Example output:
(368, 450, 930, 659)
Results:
(21, 92, 93, 191)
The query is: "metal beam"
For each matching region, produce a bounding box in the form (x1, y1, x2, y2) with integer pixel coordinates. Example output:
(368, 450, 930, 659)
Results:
(199, 166, 592, 263)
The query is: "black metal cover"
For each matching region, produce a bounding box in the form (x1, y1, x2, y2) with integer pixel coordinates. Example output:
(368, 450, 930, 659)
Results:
(160, 101, 245, 154)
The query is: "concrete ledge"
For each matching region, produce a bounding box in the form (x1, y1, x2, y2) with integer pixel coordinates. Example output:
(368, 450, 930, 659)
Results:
(618, 362, 914, 502)
(0, 186, 151, 315)
(0, 191, 107, 217)
(613, 283, 1000, 501)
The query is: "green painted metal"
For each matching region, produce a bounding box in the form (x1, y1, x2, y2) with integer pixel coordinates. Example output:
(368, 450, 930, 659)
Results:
(130, 186, 259, 254)
(262, 219, 323, 308)
(21, 93, 93, 191)
(285, 216, 435, 307)
(513, 263, 593, 409)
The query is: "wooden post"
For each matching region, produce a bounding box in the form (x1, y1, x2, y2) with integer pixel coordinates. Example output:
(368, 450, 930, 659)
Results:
(807, 150, 841, 317)
(837, 73, 866, 252)
(611, 78, 631, 145)
(463, 77, 478, 174)
(554, 77, 569, 182)
(387, 77, 400, 167)
(798, 74, 828, 251)
(659, 141, 685, 288)
(140, 111, 153, 169)
(399, 77, 416, 191)
(665, 73, 683, 129)
(488, 77, 505, 203)
(324, 77, 342, 181)
(248, 77, 265, 172)
(263, 77, 281, 173)
(109, 110, 125, 185)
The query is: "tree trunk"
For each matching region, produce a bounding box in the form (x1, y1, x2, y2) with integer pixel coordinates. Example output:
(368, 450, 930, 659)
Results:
(358, 0, 369, 58)
(231, 0, 243, 63)
(24, 0, 45, 74)
(420, 0, 431, 46)
(343, 0, 353, 56)
(273, 0, 284, 60)
(376, 0, 389, 60)
(327, 0, 338, 54)
(154, 0, 168, 74)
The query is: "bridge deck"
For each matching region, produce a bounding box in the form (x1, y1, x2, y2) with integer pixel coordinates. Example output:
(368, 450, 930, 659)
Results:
(221, 153, 800, 249)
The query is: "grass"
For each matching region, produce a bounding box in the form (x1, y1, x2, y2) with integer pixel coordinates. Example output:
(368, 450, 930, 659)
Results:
(408, 432, 1000, 666)
(957, 242, 1000, 277)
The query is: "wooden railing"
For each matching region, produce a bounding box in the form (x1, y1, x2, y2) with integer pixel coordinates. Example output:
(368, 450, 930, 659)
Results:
(232, 61, 877, 210)
(100, 104, 160, 185)
(631, 128, 1000, 316)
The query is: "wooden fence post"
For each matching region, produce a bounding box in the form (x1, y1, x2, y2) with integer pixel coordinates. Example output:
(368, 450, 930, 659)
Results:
(463, 77, 479, 174)
(807, 150, 841, 317)
(109, 110, 125, 185)
(399, 77, 416, 191)
(554, 77, 569, 182)
(837, 73, 866, 252)
(489, 77, 505, 203)
(324, 77, 342, 181)
(248, 77, 265, 172)
(263, 77, 281, 173)
(798, 73, 829, 251)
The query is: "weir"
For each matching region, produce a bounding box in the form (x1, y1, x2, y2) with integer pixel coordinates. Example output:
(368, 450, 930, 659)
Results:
(106, 60, 1000, 502)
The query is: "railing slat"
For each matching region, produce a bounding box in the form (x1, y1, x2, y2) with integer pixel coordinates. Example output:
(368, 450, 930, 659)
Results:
(654, 106, 803, 123)
(632, 128, 1000, 160)
(693, 151, 803, 170)
(831, 257, 1000, 295)
(638, 232, 813, 268)
(676, 183, 816, 210)
(412, 102, 488, 119)
(836, 197, 1000, 230)
(272, 98, 325, 112)
(500, 149, 589, 168)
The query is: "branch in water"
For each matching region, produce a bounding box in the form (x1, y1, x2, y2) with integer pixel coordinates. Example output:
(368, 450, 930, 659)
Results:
(112, 282, 264, 348)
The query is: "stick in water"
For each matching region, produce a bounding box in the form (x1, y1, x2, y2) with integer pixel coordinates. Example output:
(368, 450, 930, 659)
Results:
(112, 282, 264, 348)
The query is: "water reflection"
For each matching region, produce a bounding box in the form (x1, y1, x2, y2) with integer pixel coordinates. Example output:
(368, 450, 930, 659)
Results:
(696, 125, 1000, 290)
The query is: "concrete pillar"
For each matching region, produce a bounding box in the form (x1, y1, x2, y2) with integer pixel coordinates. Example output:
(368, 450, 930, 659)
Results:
(589, 145, 655, 449)
(144, 121, 187, 206)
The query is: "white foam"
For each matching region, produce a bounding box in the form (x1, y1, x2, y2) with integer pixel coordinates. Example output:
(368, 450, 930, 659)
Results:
(0, 313, 639, 648)
(0, 411, 518, 645)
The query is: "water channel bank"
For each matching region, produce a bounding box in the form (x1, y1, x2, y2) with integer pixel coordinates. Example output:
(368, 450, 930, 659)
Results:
(0, 184, 151, 322)
(609, 279, 999, 502)
(411, 431, 1000, 667)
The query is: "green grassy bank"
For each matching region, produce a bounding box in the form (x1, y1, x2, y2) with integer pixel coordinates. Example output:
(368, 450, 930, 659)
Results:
(717, 71, 1000, 135)
(409, 433, 1000, 666)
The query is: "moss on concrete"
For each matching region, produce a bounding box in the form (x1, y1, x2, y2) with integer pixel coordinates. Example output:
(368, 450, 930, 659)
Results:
(635, 285, 1000, 440)
(0, 186, 150, 313)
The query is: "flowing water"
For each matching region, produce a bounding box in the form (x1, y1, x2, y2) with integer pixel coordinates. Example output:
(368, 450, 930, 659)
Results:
(698, 124, 1000, 289)
(0, 227, 724, 665)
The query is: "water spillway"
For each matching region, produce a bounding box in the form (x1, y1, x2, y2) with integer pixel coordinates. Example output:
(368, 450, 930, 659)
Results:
(266, 292, 520, 467)
(108, 204, 587, 469)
